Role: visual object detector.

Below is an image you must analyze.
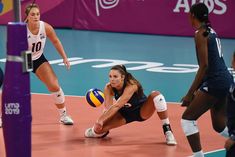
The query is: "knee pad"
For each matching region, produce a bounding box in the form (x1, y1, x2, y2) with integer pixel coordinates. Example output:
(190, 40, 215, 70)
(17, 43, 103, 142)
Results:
(153, 94, 167, 112)
(51, 87, 65, 104)
(181, 119, 199, 136)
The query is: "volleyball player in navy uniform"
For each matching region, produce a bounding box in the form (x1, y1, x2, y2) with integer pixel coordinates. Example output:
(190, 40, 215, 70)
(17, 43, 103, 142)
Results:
(85, 65, 177, 145)
(181, 3, 233, 157)
(25, 3, 73, 125)
(225, 52, 235, 157)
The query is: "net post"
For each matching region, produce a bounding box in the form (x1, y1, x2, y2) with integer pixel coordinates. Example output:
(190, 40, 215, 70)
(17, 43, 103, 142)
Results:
(13, 0, 21, 22)
(2, 1, 32, 155)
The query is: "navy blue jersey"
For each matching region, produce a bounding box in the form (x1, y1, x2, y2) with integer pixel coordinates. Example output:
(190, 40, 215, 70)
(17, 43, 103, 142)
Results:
(197, 28, 233, 90)
(113, 85, 147, 111)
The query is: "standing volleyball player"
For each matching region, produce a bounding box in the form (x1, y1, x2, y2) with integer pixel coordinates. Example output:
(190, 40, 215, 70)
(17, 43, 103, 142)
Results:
(224, 52, 235, 157)
(85, 64, 177, 145)
(25, 3, 73, 125)
(181, 3, 233, 157)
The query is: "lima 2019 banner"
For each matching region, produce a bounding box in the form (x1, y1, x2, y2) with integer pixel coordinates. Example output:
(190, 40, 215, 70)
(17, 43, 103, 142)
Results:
(0, 0, 234, 38)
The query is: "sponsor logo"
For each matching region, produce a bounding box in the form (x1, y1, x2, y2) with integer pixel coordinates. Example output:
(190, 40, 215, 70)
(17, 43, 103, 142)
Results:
(1, 57, 199, 73)
(4, 103, 20, 115)
(173, 0, 227, 15)
(1, 57, 232, 74)
(124, 103, 132, 108)
(95, 0, 120, 16)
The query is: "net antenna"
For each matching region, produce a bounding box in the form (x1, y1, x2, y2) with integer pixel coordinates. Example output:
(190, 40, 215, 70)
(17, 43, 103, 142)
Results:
(13, 0, 21, 22)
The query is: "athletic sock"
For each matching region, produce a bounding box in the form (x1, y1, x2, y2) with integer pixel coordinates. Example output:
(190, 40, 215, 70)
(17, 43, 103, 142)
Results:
(193, 150, 204, 157)
(58, 107, 67, 117)
(161, 118, 170, 125)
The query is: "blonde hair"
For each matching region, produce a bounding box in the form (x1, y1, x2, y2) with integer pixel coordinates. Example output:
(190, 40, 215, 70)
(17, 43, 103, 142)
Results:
(25, 3, 39, 15)
(24, 3, 39, 22)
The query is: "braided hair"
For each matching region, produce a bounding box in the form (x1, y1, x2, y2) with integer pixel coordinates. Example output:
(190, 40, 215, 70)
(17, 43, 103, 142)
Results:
(190, 3, 211, 37)
(110, 65, 144, 97)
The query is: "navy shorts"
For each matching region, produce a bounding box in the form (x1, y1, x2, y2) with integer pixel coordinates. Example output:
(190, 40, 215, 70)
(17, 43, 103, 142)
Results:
(118, 103, 145, 124)
(32, 54, 48, 73)
(199, 82, 230, 98)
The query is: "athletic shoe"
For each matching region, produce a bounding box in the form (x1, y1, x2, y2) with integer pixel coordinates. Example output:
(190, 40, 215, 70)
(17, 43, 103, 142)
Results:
(163, 124, 177, 145)
(84, 127, 109, 138)
(60, 115, 74, 125)
(165, 131, 177, 145)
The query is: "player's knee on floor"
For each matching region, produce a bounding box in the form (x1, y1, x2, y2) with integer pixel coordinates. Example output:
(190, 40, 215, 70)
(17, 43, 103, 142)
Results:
(181, 119, 199, 136)
(51, 87, 65, 104)
(153, 93, 167, 112)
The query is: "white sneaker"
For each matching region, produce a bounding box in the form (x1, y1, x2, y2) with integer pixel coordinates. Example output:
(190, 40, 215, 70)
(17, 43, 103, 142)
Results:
(60, 115, 74, 125)
(84, 127, 109, 138)
(165, 131, 177, 145)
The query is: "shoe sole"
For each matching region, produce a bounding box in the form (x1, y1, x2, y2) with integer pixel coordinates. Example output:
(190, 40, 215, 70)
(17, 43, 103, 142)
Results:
(100, 131, 109, 138)
(85, 131, 110, 138)
(166, 141, 177, 145)
(60, 121, 74, 125)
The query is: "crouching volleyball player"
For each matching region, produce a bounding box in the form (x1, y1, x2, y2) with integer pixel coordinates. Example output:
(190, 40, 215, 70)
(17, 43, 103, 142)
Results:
(84, 65, 177, 145)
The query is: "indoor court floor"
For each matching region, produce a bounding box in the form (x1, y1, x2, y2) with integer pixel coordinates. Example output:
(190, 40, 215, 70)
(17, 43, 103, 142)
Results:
(0, 25, 235, 157)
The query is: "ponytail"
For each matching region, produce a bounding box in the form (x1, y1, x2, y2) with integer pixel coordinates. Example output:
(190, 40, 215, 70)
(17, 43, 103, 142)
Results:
(190, 3, 211, 37)
(202, 17, 211, 37)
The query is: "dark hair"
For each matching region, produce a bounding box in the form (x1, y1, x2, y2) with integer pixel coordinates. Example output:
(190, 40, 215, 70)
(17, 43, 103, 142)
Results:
(190, 3, 211, 37)
(111, 65, 144, 97)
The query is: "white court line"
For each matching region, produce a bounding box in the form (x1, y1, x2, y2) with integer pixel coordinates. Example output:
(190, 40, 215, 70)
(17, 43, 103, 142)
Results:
(187, 148, 225, 157)
(204, 148, 225, 155)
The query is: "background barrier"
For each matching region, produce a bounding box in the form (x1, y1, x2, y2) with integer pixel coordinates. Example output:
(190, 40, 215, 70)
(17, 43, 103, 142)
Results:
(0, 0, 234, 38)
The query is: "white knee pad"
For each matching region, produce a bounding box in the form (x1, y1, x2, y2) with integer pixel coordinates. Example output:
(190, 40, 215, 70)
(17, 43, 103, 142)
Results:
(153, 94, 167, 112)
(181, 119, 199, 136)
(51, 88, 65, 104)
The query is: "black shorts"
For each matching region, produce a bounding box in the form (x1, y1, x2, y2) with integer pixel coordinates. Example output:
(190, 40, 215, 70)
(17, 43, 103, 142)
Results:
(118, 103, 145, 124)
(32, 54, 48, 73)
